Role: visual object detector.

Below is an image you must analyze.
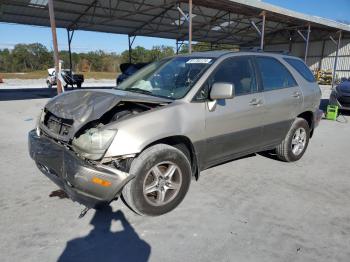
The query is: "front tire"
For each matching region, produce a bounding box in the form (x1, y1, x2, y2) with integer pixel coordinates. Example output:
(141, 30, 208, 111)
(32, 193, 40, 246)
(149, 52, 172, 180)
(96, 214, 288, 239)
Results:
(122, 144, 191, 216)
(275, 118, 310, 162)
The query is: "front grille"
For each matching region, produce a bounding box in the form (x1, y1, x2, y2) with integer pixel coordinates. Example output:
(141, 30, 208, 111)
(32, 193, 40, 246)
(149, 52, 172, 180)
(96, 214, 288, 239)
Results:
(44, 111, 73, 137)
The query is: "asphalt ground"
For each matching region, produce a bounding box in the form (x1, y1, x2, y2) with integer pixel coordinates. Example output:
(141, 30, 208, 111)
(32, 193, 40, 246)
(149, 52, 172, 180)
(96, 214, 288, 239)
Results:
(0, 85, 349, 262)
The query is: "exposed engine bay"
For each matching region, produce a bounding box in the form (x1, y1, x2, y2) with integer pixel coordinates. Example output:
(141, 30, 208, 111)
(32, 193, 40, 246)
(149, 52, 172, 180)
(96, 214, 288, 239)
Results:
(38, 90, 170, 164)
(71, 101, 161, 161)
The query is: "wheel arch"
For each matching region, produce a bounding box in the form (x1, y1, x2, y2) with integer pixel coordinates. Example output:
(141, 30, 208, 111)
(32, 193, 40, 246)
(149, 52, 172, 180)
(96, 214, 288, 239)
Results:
(297, 111, 314, 138)
(144, 135, 199, 180)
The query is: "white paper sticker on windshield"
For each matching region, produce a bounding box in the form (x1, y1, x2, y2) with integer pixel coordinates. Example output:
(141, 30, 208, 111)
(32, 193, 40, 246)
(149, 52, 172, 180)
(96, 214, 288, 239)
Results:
(186, 58, 212, 64)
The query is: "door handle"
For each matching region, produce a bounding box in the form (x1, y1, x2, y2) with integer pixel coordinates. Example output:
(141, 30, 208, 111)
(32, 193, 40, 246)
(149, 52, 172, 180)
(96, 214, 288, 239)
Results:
(292, 91, 301, 98)
(249, 98, 263, 106)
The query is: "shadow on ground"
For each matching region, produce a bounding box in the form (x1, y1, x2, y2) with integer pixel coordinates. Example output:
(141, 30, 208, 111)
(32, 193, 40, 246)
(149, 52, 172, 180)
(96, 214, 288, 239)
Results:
(57, 206, 151, 262)
(0, 86, 113, 101)
(258, 150, 282, 161)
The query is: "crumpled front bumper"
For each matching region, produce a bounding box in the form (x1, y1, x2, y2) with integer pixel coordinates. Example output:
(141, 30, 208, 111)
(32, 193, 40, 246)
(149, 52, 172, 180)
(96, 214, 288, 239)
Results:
(28, 130, 133, 208)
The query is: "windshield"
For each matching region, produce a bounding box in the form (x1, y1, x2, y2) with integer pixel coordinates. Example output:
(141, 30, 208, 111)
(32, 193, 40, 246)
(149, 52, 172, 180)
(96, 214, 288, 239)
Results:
(115, 57, 215, 99)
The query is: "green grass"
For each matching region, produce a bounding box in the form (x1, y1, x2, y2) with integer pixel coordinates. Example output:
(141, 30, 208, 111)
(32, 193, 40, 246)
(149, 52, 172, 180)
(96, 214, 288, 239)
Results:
(0, 71, 118, 80)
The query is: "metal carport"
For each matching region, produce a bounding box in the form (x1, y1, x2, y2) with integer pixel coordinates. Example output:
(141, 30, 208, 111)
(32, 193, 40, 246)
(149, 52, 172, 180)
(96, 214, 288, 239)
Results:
(1, 0, 350, 93)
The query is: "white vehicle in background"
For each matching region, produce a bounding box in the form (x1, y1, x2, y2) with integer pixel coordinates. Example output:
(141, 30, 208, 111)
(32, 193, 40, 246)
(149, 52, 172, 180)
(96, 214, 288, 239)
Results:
(46, 68, 84, 89)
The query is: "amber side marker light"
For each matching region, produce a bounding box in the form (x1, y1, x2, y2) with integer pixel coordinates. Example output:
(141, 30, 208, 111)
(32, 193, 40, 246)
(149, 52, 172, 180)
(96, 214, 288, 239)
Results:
(91, 177, 111, 187)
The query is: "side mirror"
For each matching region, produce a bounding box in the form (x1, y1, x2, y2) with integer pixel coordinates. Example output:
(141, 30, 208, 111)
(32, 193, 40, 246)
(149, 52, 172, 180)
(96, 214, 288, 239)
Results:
(210, 82, 235, 100)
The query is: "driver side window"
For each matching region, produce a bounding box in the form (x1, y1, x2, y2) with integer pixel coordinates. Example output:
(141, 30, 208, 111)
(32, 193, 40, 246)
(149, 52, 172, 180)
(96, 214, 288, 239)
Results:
(194, 56, 257, 101)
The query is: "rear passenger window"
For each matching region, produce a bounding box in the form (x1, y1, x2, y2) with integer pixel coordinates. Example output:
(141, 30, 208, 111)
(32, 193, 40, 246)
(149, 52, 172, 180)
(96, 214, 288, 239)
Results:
(211, 56, 257, 96)
(256, 57, 297, 91)
(284, 58, 316, 82)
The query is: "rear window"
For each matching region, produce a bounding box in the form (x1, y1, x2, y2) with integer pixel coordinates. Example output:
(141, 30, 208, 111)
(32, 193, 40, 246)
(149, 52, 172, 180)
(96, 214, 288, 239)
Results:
(284, 58, 316, 82)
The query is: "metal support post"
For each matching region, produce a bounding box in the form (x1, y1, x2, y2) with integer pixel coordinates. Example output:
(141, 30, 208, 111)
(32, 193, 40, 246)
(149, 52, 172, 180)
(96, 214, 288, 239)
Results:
(250, 13, 266, 51)
(176, 40, 184, 54)
(288, 34, 293, 53)
(304, 24, 311, 63)
(128, 35, 136, 63)
(318, 40, 326, 71)
(297, 24, 311, 63)
(188, 0, 193, 54)
(260, 11, 266, 50)
(67, 29, 74, 74)
(177, 1, 192, 54)
(331, 31, 342, 88)
(128, 36, 132, 63)
(48, 0, 62, 94)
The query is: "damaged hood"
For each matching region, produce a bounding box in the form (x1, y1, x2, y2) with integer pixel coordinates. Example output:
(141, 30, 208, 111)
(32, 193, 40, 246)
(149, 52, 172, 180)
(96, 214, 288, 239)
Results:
(42, 89, 171, 141)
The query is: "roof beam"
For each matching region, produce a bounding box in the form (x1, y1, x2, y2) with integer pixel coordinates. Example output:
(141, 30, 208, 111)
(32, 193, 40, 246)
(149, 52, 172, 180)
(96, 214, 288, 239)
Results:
(130, 2, 177, 35)
(68, 0, 98, 29)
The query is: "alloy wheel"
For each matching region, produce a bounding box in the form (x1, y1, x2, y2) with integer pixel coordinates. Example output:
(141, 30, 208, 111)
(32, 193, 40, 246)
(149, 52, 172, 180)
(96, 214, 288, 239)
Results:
(143, 161, 182, 206)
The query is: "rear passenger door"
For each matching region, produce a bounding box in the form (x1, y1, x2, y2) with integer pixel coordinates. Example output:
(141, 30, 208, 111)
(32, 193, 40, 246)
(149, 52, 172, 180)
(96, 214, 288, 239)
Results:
(203, 56, 265, 166)
(255, 56, 303, 146)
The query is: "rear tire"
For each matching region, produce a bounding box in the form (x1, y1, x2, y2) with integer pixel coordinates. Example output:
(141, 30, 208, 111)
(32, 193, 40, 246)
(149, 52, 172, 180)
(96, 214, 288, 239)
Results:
(122, 144, 191, 216)
(275, 118, 310, 162)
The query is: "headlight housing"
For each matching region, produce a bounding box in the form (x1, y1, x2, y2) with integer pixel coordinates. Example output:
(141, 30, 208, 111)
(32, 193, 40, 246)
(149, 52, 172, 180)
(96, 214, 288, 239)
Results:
(72, 128, 117, 160)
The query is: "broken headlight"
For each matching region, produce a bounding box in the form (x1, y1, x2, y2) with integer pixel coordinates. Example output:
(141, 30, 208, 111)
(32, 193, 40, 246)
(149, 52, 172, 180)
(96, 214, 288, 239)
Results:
(72, 128, 117, 160)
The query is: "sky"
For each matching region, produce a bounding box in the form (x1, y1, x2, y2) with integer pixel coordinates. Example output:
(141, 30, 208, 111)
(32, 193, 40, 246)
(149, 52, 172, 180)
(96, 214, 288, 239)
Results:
(0, 0, 349, 54)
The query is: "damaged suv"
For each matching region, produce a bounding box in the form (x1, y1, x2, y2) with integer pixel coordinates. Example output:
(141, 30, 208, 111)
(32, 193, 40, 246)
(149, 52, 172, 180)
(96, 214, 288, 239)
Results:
(29, 51, 322, 216)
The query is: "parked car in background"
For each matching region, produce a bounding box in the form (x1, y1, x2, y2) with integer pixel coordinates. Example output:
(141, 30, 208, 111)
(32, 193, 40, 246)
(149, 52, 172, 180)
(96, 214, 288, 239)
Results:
(46, 68, 84, 89)
(30, 51, 322, 216)
(330, 79, 350, 110)
(116, 63, 149, 85)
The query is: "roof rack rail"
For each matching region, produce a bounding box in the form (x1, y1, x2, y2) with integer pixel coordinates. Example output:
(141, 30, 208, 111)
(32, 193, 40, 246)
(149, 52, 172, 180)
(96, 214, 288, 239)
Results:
(239, 46, 262, 52)
(264, 50, 291, 55)
(239, 47, 290, 55)
(250, 47, 263, 52)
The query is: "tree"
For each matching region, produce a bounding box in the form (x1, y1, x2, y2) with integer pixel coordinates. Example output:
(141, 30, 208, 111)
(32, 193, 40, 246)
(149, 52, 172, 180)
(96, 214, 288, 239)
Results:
(0, 43, 175, 73)
(10, 43, 51, 72)
(0, 48, 12, 72)
(120, 45, 175, 64)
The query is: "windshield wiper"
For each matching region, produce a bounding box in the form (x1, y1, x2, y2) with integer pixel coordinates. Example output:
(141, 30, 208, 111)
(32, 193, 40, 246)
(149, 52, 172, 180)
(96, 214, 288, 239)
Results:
(116, 87, 174, 100)
(124, 87, 153, 95)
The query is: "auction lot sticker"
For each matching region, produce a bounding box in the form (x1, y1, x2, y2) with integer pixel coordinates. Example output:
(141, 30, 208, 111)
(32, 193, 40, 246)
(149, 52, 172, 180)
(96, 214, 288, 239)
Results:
(186, 58, 212, 64)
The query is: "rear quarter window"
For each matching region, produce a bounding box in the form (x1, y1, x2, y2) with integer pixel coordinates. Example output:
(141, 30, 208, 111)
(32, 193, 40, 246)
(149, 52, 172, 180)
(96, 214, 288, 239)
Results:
(256, 56, 297, 91)
(284, 58, 316, 82)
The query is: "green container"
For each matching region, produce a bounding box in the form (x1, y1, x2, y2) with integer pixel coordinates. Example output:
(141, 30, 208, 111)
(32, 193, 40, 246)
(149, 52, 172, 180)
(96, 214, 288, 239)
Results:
(326, 105, 338, 120)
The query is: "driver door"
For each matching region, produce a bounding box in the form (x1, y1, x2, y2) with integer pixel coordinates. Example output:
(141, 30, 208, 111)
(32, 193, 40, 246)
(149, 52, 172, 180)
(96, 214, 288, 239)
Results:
(203, 56, 266, 167)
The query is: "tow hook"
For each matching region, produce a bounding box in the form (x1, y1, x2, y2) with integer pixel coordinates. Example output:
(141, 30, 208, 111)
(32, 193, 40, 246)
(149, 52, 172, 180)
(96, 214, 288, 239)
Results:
(78, 207, 90, 218)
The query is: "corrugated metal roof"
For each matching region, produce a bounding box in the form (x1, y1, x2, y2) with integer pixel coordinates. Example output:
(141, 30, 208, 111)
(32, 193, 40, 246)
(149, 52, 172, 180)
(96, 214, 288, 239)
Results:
(0, 0, 349, 45)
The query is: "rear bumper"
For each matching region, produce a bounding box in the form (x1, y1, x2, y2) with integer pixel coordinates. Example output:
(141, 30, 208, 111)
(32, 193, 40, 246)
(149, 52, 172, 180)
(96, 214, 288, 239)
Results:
(314, 109, 323, 128)
(28, 130, 133, 208)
